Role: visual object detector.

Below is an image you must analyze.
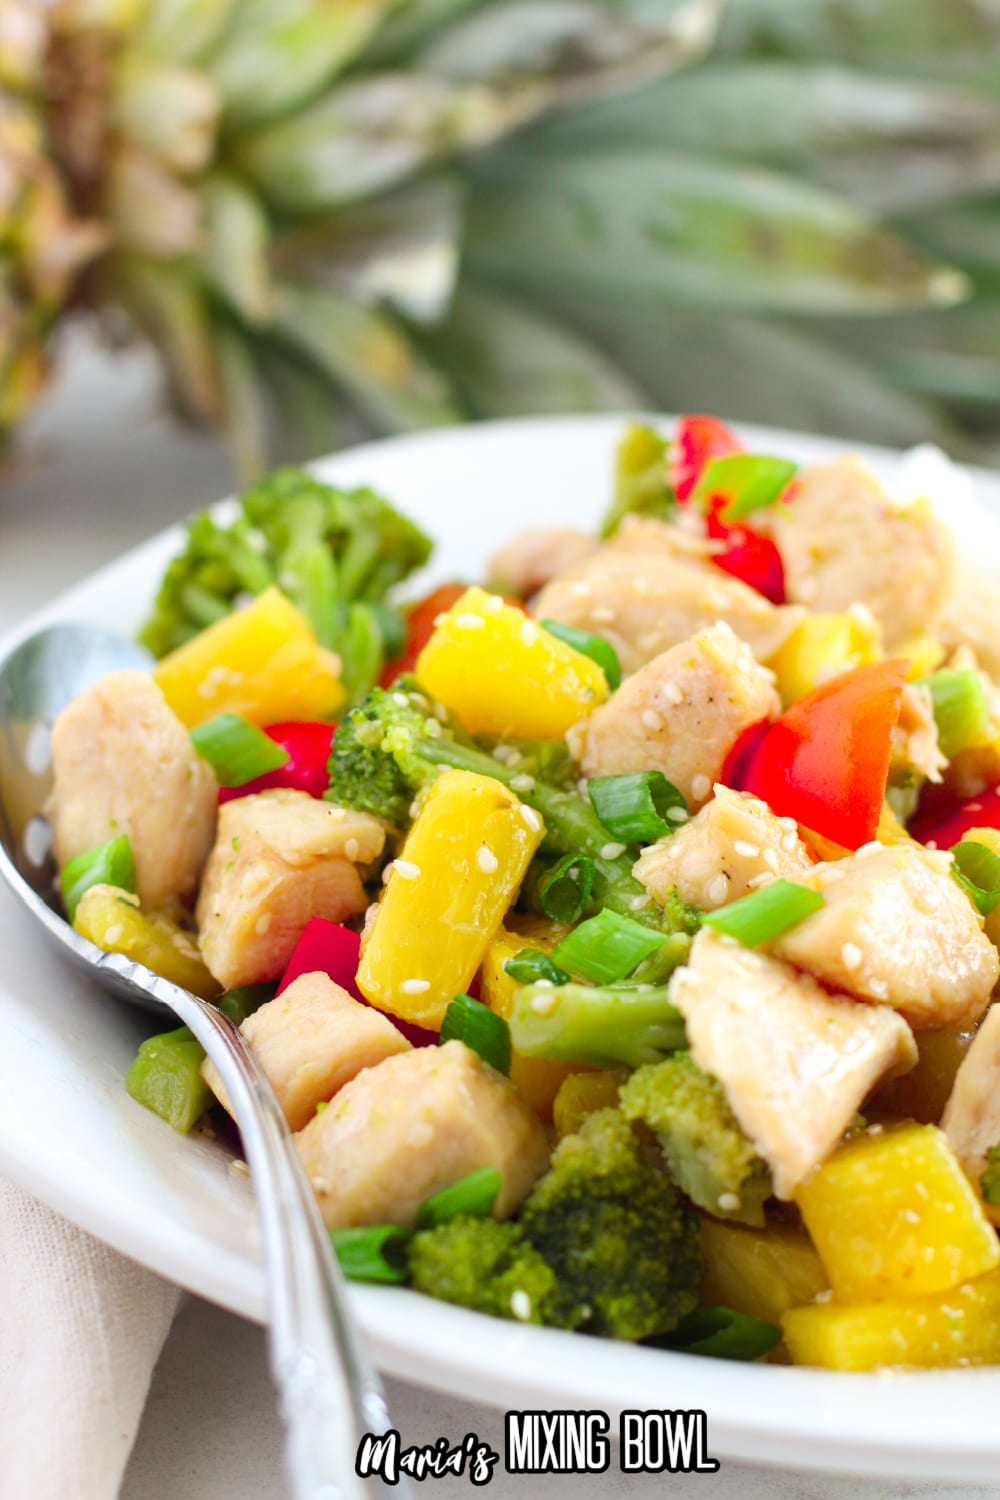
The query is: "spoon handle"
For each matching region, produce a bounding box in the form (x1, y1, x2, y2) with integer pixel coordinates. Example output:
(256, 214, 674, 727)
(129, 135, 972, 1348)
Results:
(105, 957, 410, 1500)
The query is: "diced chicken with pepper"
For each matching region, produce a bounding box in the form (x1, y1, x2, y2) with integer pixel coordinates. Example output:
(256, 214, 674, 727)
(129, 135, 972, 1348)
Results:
(296, 1041, 550, 1229)
(763, 457, 955, 650)
(202, 972, 410, 1131)
(670, 928, 917, 1199)
(50, 669, 218, 911)
(942, 1006, 1000, 1223)
(532, 548, 804, 676)
(634, 785, 813, 911)
(775, 845, 999, 1030)
(573, 624, 779, 811)
(196, 790, 385, 988)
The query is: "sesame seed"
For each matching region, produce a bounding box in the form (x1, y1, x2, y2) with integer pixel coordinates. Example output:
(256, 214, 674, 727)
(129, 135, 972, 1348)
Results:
(630, 894, 652, 911)
(530, 991, 558, 1016)
(869, 978, 889, 999)
(569, 580, 593, 597)
(482, 593, 504, 614)
(662, 681, 684, 706)
(967, 802, 983, 813)
(510, 1290, 533, 1322)
(433, 702, 448, 723)
(520, 806, 542, 833)
(104, 924, 123, 945)
(519, 620, 539, 647)
(394, 860, 421, 880)
(510, 773, 535, 793)
(691, 774, 711, 802)
(400, 978, 430, 994)
(601, 842, 626, 860)
(432, 612, 448, 627)
(746, 873, 773, 890)
(707, 874, 729, 906)
(591, 606, 616, 623)
(713, 619, 738, 640)
(926, 839, 938, 850)
(492, 743, 517, 764)
(344, 838, 360, 862)
(781, 832, 799, 853)
(733, 840, 760, 858)
(763, 848, 780, 872)
(717, 1192, 740, 1213)
(477, 845, 499, 874)
(667, 806, 688, 823)
(392, 692, 409, 707)
(254, 914, 272, 936)
(841, 942, 863, 971)
(641, 709, 663, 732)
(455, 612, 485, 630)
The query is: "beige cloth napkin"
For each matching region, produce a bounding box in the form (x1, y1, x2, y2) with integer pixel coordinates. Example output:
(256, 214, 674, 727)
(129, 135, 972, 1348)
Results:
(0, 1175, 179, 1500)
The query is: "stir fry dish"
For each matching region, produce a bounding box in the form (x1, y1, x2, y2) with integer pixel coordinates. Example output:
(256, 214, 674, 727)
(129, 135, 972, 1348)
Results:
(49, 417, 1000, 1371)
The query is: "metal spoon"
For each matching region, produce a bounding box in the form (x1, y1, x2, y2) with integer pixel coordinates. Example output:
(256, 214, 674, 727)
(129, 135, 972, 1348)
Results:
(0, 623, 411, 1500)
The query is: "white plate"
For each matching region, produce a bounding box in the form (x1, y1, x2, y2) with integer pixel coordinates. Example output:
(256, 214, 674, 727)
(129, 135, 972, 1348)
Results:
(4, 414, 1000, 1483)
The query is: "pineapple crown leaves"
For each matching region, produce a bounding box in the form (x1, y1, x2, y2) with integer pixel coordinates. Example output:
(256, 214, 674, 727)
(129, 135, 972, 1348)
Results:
(6, 0, 1000, 474)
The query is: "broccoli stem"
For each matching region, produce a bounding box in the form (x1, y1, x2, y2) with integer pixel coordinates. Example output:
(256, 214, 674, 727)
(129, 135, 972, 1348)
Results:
(419, 736, 660, 926)
(510, 982, 687, 1070)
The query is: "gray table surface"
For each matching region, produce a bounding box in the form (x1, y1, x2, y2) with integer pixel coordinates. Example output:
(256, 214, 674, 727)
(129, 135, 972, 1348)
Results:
(2, 332, 993, 1500)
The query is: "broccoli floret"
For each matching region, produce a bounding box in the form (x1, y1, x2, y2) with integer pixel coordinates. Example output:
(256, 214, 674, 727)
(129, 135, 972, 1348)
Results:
(510, 981, 687, 1070)
(620, 1052, 772, 1227)
(324, 682, 681, 928)
(139, 467, 430, 703)
(407, 1217, 573, 1327)
(981, 1144, 1000, 1205)
(520, 1109, 701, 1341)
(600, 424, 675, 539)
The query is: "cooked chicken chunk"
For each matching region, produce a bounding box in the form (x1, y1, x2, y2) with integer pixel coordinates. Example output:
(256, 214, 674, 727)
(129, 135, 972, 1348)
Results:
(50, 668, 217, 911)
(634, 785, 813, 911)
(532, 549, 803, 676)
(892, 682, 945, 785)
(574, 624, 780, 811)
(296, 1040, 549, 1229)
(670, 929, 916, 1199)
(202, 972, 410, 1131)
(765, 457, 955, 650)
(196, 790, 384, 989)
(940, 562, 1000, 682)
(776, 845, 999, 1030)
(942, 1005, 1000, 1222)
(489, 527, 600, 597)
(607, 515, 720, 568)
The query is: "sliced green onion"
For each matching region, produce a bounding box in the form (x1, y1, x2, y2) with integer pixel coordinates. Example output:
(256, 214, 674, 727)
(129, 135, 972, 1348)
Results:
(416, 1167, 502, 1230)
(652, 1307, 781, 1362)
(61, 834, 136, 922)
(504, 949, 571, 986)
(916, 670, 991, 760)
(703, 879, 824, 947)
(588, 771, 688, 844)
(537, 853, 595, 924)
(218, 983, 276, 1025)
(690, 454, 798, 521)
(440, 994, 512, 1075)
(330, 1225, 412, 1284)
(951, 840, 1000, 917)
(189, 712, 289, 787)
(552, 909, 667, 985)
(539, 620, 621, 691)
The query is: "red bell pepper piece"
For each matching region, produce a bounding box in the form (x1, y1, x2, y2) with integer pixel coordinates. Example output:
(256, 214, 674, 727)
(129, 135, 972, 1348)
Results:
(705, 497, 786, 605)
(735, 659, 909, 851)
(910, 787, 1000, 851)
(673, 414, 742, 502)
(278, 916, 437, 1046)
(218, 720, 335, 804)
(380, 582, 469, 687)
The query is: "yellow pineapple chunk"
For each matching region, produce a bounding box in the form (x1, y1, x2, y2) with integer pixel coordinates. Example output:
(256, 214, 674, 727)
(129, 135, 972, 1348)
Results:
(357, 769, 544, 1030)
(415, 585, 608, 738)
(699, 1218, 828, 1327)
(74, 884, 219, 1000)
(480, 925, 582, 1122)
(769, 610, 881, 706)
(154, 586, 343, 728)
(795, 1123, 1000, 1302)
(783, 1269, 1000, 1371)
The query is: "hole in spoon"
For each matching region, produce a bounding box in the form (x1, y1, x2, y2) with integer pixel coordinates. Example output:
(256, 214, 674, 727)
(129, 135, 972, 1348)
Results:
(24, 722, 51, 776)
(23, 816, 51, 868)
